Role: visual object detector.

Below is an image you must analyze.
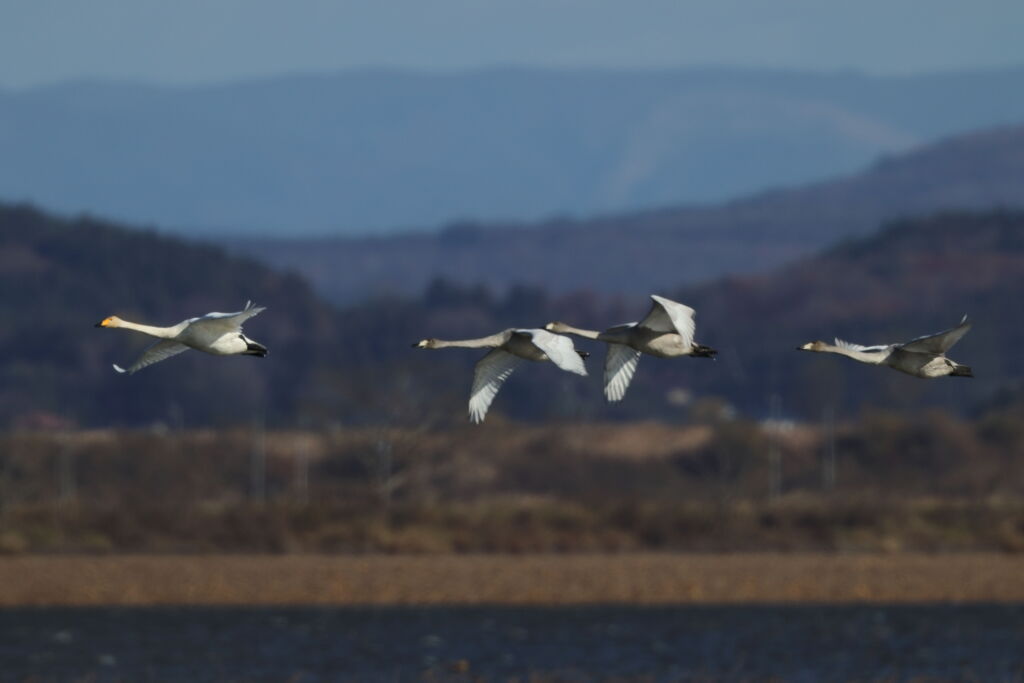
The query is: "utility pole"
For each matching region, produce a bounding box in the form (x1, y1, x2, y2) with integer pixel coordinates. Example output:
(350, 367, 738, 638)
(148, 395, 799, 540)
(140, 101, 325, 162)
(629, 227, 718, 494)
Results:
(250, 414, 266, 503)
(57, 436, 76, 508)
(822, 405, 837, 491)
(375, 437, 393, 509)
(768, 393, 782, 500)
(294, 439, 310, 505)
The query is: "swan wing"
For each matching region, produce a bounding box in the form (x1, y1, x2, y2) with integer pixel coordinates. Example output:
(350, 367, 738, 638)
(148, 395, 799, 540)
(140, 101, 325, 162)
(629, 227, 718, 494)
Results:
(603, 344, 643, 402)
(114, 340, 190, 375)
(519, 329, 587, 376)
(191, 301, 267, 330)
(899, 316, 971, 354)
(834, 339, 890, 353)
(641, 295, 696, 345)
(469, 349, 523, 423)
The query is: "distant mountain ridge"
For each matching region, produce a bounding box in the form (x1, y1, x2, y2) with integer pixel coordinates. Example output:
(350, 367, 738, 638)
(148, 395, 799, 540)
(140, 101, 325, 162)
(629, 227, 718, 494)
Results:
(3, 66, 1024, 236)
(234, 123, 1024, 303)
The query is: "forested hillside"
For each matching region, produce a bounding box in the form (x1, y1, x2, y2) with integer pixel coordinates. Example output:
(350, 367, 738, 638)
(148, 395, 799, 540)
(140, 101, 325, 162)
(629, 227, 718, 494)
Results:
(235, 124, 1024, 303)
(0, 205, 338, 426)
(674, 210, 1024, 417)
(5, 204, 1024, 427)
(336, 210, 1024, 422)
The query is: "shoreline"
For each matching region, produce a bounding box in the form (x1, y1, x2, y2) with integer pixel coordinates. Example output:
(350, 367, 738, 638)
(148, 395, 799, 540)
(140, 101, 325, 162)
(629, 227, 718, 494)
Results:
(2, 553, 1023, 607)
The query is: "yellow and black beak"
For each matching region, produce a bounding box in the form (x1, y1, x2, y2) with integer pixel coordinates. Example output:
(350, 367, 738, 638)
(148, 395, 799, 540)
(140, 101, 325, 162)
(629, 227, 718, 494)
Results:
(95, 317, 113, 328)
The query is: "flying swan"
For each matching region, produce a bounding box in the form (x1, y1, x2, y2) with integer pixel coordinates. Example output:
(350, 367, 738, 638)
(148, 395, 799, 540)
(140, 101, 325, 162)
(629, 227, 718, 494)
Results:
(95, 301, 268, 374)
(414, 328, 589, 423)
(797, 316, 973, 378)
(546, 295, 716, 402)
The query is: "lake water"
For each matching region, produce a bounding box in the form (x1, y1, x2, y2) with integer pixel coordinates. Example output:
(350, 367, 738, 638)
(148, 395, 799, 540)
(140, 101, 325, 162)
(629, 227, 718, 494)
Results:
(1, 605, 1022, 681)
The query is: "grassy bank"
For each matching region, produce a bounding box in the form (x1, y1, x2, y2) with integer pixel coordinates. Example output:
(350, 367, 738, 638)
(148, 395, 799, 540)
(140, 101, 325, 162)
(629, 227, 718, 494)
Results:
(4, 420, 1024, 554)
(2, 554, 1024, 606)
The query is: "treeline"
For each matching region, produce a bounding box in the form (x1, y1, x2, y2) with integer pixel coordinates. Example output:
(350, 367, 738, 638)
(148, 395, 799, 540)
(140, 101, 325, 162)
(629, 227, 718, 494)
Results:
(3, 400, 1024, 553)
(5, 202, 1024, 427)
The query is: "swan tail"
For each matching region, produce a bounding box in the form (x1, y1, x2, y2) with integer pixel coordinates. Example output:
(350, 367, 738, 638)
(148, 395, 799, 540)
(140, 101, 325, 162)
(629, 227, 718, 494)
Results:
(244, 340, 268, 358)
(691, 344, 718, 358)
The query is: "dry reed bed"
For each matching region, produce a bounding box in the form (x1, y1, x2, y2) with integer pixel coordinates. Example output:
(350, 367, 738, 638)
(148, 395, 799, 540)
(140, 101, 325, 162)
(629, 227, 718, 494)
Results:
(2, 553, 1024, 606)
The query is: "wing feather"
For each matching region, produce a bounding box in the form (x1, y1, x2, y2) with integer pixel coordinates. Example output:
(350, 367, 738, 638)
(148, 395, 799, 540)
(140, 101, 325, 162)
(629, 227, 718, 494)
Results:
(899, 316, 971, 354)
(834, 338, 890, 353)
(114, 340, 190, 375)
(194, 301, 267, 329)
(603, 344, 643, 402)
(518, 329, 587, 376)
(469, 349, 523, 424)
(640, 295, 696, 345)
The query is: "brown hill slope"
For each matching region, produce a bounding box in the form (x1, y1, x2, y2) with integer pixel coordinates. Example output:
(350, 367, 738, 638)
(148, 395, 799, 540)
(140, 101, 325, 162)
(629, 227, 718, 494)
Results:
(670, 210, 1024, 418)
(234, 124, 1024, 304)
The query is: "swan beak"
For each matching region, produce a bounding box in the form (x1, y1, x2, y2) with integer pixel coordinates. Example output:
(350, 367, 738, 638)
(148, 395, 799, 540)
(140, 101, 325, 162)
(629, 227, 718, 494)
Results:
(95, 317, 113, 328)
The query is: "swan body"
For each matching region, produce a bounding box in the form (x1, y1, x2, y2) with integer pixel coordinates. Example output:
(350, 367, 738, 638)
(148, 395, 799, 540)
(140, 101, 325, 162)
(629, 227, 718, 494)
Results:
(546, 295, 716, 402)
(95, 301, 267, 374)
(798, 316, 973, 378)
(414, 328, 588, 423)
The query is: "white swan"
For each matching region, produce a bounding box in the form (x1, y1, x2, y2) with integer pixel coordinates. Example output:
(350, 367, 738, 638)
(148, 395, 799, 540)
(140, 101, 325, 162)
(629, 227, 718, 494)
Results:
(414, 328, 589, 423)
(95, 301, 268, 374)
(546, 295, 716, 402)
(798, 316, 973, 378)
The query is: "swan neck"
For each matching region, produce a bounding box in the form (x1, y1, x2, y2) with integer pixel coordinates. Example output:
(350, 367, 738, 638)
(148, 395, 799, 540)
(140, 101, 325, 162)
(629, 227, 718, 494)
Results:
(433, 335, 503, 349)
(117, 320, 180, 339)
(828, 345, 888, 364)
(554, 324, 601, 339)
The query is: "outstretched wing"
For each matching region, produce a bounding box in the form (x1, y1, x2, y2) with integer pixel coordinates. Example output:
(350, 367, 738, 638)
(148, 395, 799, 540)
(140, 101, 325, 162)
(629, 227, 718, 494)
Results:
(469, 349, 523, 424)
(193, 300, 267, 330)
(519, 329, 587, 376)
(603, 344, 643, 402)
(834, 338, 890, 353)
(114, 340, 190, 375)
(640, 295, 696, 346)
(899, 316, 971, 354)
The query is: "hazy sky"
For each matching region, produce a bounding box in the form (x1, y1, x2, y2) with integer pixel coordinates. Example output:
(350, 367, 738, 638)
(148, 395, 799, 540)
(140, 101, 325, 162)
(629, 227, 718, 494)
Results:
(1, 0, 1022, 87)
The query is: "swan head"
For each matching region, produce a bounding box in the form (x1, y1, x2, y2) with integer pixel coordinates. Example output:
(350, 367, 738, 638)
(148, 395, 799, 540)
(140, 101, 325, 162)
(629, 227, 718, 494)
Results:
(414, 338, 438, 349)
(95, 316, 123, 328)
(544, 322, 567, 333)
(798, 341, 827, 352)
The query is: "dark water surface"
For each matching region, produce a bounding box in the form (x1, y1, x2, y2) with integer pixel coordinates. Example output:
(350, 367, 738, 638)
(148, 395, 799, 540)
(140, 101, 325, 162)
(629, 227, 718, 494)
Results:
(0, 604, 1022, 681)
